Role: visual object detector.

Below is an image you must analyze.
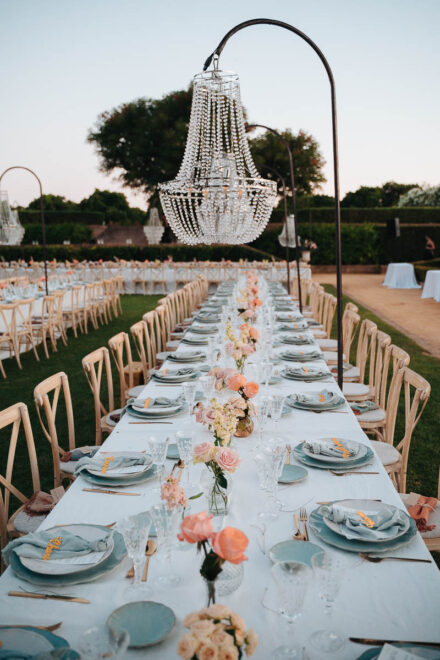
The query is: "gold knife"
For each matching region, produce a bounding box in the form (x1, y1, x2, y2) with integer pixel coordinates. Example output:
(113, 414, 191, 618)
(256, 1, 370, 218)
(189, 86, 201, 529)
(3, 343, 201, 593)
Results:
(82, 488, 141, 496)
(8, 591, 89, 604)
(350, 638, 440, 649)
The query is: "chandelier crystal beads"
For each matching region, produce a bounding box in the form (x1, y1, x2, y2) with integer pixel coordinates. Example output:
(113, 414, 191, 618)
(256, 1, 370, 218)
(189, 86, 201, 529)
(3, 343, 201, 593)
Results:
(158, 68, 277, 245)
(143, 207, 165, 244)
(0, 191, 24, 245)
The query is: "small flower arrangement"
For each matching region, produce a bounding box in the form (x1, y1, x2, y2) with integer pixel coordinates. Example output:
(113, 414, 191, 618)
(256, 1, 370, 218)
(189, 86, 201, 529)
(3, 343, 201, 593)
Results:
(178, 511, 249, 604)
(225, 322, 255, 372)
(193, 443, 240, 514)
(195, 397, 245, 446)
(178, 604, 258, 659)
(161, 475, 188, 510)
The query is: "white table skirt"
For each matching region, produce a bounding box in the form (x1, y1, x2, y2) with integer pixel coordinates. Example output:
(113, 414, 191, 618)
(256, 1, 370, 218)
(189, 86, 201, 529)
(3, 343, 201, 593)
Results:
(421, 270, 440, 302)
(383, 263, 421, 289)
(0, 292, 438, 658)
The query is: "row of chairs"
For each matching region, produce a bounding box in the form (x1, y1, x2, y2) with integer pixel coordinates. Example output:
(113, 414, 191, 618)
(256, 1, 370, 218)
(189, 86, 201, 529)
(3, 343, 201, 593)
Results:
(0, 276, 209, 554)
(0, 278, 123, 377)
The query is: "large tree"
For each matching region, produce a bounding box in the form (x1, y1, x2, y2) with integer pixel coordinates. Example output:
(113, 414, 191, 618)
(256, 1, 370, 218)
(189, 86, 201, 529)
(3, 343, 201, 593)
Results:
(88, 89, 326, 202)
(248, 128, 325, 196)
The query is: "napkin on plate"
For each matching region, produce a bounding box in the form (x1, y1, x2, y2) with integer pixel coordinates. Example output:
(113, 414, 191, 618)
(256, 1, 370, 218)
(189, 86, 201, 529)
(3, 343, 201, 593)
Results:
(290, 389, 339, 406)
(407, 494, 438, 532)
(74, 454, 151, 477)
(350, 400, 380, 415)
(284, 366, 327, 377)
(133, 395, 182, 408)
(154, 367, 195, 377)
(2, 527, 113, 565)
(60, 446, 99, 463)
(303, 437, 357, 458)
(320, 503, 409, 541)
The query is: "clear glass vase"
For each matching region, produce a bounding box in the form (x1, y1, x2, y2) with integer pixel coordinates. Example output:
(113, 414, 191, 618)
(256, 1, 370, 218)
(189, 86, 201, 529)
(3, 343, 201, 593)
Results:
(234, 413, 254, 437)
(216, 561, 244, 596)
(200, 469, 232, 516)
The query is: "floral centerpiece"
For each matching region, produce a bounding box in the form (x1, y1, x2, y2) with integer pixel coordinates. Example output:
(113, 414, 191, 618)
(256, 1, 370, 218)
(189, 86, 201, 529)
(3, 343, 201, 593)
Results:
(209, 368, 259, 438)
(178, 604, 258, 659)
(178, 511, 248, 604)
(193, 442, 240, 515)
(195, 396, 246, 446)
(225, 322, 255, 373)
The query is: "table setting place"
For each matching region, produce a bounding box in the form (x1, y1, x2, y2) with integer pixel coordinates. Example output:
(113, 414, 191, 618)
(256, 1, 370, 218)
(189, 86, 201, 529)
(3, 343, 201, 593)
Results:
(0, 273, 439, 660)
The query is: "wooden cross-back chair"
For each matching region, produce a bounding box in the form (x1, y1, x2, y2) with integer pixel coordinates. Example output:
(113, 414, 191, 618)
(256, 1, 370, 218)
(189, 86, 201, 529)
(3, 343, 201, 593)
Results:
(341, 318, 378, 384)
(15, 298, 39, 362)
(31, 295, 58, 359)
(318, 306, 360, 357)
(82, 347, 118, 445)
(108, 331, 144, 407)
(62, 285, 83, 337)
(51, 290, 68, 347)
(80, 283, 98, 333)
(344, 330, 391, 402)
(34, 371, 82, 488)
(143, 310, 161, 358)
(400, 466, 440, 552)
(130, 320, 156, 381)
(0, 402, 41, 553)
(0, 303, 19, 377)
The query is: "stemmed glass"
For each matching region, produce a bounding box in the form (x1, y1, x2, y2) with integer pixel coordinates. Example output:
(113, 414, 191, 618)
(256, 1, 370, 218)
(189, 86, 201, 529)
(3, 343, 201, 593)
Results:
(254, 395, 272, 448)
(199, 374, 215, 401)
(260, 361, 273, 392)
(117, 511, 152, 601)
(310, 552, 345, 652)
(271, 561, 311, 659)
(270, 393, 286, 431)
(175, 431, 194, 486)
(148, 435, 169, 492)
(150, 502, 182, 587)
(79, 628, 129, 659)
(258, 439, 285, 521)
(182, 381, 197, 426)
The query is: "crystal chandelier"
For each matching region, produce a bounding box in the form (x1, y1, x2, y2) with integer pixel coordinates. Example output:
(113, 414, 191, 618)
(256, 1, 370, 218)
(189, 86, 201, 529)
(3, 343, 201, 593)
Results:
(278, 214, 297, 248)
(0, 190, 25, 245)
(158, 66, 277, 245)
(143, 207, 165, 244)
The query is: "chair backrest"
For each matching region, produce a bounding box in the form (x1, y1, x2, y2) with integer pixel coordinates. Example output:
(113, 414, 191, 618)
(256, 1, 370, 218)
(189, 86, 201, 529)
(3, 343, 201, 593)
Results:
(154, 306, 169, 351)
(143, 310, 160, 357)
(0, 303, 16, 339)
(15, 298, 34, 330)
(34, 372, 76, 488)
(365, 329, 391, 392)
(392, 367, 430, 492)
(0, 402, 40, 550)
(342, 308, 360, 360)
(355, 319, 377, 381)
(108, 331, 136, 407)
(346, 302, 358, 313)
(321, 293, 337, 338)
(380, 345, 411, 444)
(82, 347, 114, 445)
(130, 320, 155, 379)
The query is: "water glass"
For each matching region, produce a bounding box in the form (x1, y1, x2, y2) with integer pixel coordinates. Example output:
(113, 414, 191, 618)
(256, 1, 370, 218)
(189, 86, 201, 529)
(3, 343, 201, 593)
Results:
(258, 440, 285, 521)
(260, 361, 274, 391)
(254, 395, 272, 447)
(148, 435, 169, 490)
(271, 561, 311, 659)
(117, 512, 152, 600)
(199, 374, 215, 400)
(79, 628, 129, 659)
(175, 431, 194, 484)
(150, 502, 182, 587)
(270, 393, 286, 430)
(182, 381, 197, 423)
(310, 552, 345, 652)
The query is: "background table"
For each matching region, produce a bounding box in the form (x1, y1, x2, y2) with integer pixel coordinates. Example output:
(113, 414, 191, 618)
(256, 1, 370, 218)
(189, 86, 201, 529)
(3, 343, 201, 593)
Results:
(383, 263, 421, 289)
(421, 270, 440, 302)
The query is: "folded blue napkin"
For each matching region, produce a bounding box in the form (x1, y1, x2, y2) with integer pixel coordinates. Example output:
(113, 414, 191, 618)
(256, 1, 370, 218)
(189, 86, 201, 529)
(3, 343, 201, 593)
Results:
(74, 454, 151, 477)
(303, 437, 357, 458)
(289, 389, 339, 406)
(321, 503, 409, 541)
(133, 395, 182, 408)
(2, 527, 113, 565)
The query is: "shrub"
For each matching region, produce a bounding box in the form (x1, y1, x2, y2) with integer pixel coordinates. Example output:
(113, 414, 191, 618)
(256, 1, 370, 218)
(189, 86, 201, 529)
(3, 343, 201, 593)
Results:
(23, 223, 92, 244)
(18, 210, 106, 225)
(269, 206, 440, 224)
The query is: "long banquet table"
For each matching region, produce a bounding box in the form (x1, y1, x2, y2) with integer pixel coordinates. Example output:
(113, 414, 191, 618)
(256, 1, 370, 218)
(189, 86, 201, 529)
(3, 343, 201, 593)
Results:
(0, 283, 439, 659)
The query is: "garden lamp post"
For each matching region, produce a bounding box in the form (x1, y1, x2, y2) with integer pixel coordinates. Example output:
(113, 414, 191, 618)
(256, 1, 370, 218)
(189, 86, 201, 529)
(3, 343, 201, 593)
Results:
(0, 166, 48, 295)
(261, 164, 292, 289)
(203, 18, 344, 387)
(247, 123, 301, 305)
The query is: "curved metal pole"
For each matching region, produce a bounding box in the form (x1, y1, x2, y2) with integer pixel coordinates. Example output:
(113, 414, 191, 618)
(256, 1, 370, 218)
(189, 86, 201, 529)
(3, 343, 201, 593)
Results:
(203, 18, 343, 388)
(263, 165, 290, 283)
(0, 166, 48, 295)
(247, 123, 302, 309)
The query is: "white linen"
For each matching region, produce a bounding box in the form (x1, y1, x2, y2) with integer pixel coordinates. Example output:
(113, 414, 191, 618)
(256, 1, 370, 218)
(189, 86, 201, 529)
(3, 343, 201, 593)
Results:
(383, 263, 421, 289)
(421, 270, 440, 302)
(0, 284, 439, 659)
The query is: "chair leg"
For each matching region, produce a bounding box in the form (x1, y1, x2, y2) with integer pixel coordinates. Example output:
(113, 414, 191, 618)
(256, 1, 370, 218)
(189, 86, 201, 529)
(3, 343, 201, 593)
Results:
(0, 358, 6, 378)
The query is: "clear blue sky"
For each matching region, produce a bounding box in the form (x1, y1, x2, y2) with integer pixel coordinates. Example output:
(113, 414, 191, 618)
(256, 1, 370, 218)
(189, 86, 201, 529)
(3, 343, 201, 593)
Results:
(1, 0, 439, 208)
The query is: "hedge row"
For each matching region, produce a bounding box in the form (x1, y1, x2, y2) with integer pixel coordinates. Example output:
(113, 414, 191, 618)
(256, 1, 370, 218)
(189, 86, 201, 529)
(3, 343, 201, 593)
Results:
(270, 206, 440, 225)
(23, 224, 92, 244)
(413, 258, 440, 282)
(19, 210, 106, 225)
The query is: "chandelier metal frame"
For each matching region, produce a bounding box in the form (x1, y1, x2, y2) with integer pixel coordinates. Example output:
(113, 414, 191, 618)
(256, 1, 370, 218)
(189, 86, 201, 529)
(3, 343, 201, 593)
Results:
(203, 18, 344, 388)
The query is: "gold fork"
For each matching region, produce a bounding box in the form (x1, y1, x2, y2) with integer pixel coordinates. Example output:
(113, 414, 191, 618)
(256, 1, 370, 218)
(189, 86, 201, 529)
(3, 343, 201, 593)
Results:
(329, 470, 379, 476)
(299, 507, 309, 541)
(293, 514, 305, 540)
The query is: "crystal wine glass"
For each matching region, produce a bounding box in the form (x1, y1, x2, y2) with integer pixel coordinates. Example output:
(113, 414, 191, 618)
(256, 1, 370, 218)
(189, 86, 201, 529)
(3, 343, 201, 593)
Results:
(254, 395, 272, 448)
(148, 435, 168, 492)
(182, 381, 197, 425)
(258, 440, 285, 521)
(117, 511, 152, 601)
(150, 502, 182, 587)
(270, 393, 286, 431)
(175, 431, 195, 486)
(271, 561, 312, 659)
(260, 361, 274, 392)
(310, 551, 345, 652)
(79, 627, 129, 659)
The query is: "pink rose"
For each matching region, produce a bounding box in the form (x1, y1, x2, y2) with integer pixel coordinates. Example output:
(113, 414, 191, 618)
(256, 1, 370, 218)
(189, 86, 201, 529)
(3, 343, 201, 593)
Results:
(244, 381, 259, 398)
(193, 442, 214, 463)
(178, 511, 214, 543)
(241, 344, 253, 355)
(216, 447, 240, 473)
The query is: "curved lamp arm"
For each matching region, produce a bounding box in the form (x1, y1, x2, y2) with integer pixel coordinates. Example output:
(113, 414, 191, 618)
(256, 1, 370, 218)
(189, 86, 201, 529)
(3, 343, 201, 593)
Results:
(247, 123, 301, 306)
(0, 166, 48, 295)
(203, 18, 343, 388)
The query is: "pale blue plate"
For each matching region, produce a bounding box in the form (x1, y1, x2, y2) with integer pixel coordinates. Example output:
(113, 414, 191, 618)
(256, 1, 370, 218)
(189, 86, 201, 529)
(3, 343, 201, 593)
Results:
(278, 464, 308, 484)
(356, 645, 440, 659)
(309, 506, 417, 554)
(125, 402, 187, 419)
(280, 351, 323, 362)
(293, 443, 374, 470)
(287, 395, 346, 411)
(8, 525, 127, 586)
(80, 465, 157, 487)
(0, 626, 74, 653)
(269, 540, 324, 566)
(282, 369, 331, 381)
(107, 601, 176, 648)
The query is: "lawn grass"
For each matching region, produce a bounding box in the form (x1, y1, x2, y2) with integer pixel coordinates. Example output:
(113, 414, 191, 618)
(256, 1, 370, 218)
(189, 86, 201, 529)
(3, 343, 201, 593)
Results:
(0, 295, 161, 499)
(324, 284, 440, 496)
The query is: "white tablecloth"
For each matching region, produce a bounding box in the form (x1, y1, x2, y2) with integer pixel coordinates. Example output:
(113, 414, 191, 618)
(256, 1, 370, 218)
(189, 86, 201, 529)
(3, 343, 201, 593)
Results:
(383, 263, 421, 289)
(421, 270, 440, 302)
(0, 288, 438, 658)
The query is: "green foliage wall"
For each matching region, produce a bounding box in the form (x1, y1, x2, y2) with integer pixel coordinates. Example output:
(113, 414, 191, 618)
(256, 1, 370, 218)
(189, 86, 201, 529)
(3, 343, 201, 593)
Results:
(270, 206, 440, 224)
(23, 223, 92, 244)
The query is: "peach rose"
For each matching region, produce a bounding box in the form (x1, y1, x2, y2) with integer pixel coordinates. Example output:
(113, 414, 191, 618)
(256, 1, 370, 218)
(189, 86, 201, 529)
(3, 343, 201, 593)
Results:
(249, 327, 259, 340)
(230, 612, 246, 631)
(211, 626, 233, 645)
(245, 629, 258, 657)
(193, 442, 214, 463)
(198, 640, 219, 660)
(212, 527, 248, 564)
(227, 373, 246, 391)
(206, 604, 232, 619)
(216, 447, 240, 473)
(190, 620, 216, 636)
(218, 644, 239, 660)
(253, 298, 262, 307)
(177, 633, 199, 659)
(243, 381, 259, 398)
(183, 611, 202, 627)
(178, 511, 214, 543)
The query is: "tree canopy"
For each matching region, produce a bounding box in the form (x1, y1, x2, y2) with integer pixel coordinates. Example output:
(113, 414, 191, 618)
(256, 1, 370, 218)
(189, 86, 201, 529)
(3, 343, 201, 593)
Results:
(341, 182, 421, 208)
(27, 194, 76, 211)
(88, 88, 326, 202)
